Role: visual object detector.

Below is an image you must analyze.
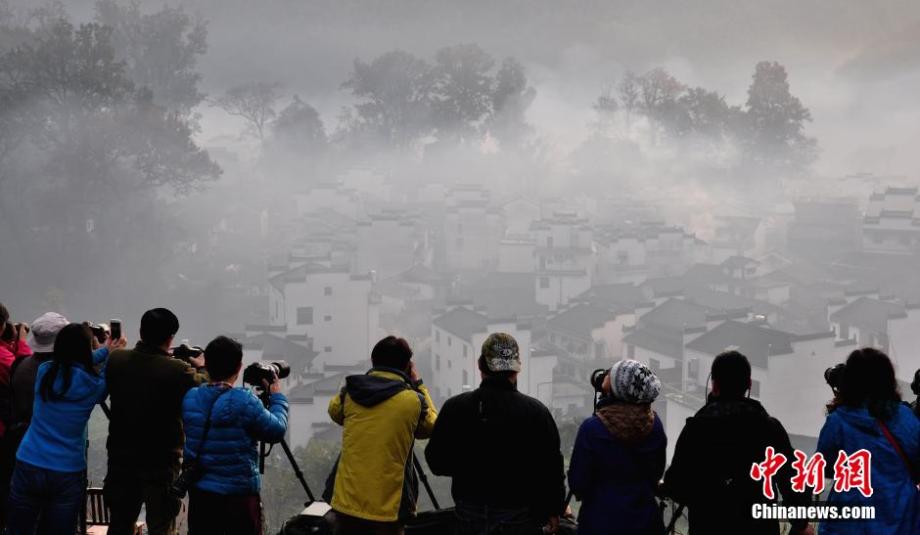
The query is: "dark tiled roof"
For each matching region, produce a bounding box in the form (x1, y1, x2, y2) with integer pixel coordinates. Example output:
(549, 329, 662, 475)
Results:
(547, 304, 618, 341)
(638, 299, 712, 331)
(684, 321, 796, 368)
(573, 283, 650, 310)
(829, 297, 907, 333)
(432, 307, 489, 342)
(458, 273, 546, 319)
(622, 327, 685, 359)
(721, 256, 760, 270)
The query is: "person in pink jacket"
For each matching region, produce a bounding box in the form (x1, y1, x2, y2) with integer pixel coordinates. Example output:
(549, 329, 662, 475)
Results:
(0, 303, 33, 438)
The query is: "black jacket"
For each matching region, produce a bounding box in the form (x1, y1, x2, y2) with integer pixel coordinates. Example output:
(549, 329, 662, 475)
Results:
(663, 397, 809, 535)
(424, 376, 565, 522)
(106, 342, 208, 471)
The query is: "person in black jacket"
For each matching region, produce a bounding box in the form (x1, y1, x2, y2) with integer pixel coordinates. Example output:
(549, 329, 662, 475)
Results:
(910, 368, 920, 418)
(425, 333, 565, 535)
(663, 351, 813, 535)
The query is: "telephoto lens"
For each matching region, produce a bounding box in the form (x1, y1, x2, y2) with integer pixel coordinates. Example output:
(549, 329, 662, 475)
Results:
(243, 360, 290, 387)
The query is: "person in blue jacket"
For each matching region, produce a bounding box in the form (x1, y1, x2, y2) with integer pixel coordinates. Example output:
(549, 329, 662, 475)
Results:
(568, 359, 667, 535)
(6, 322, 125, 535)
(182, 335, 288, 535)
(817, 347, 920, 535)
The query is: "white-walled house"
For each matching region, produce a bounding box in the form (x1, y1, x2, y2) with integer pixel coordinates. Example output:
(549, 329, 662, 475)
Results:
(830, 297, 920, 383)
(531, 212, 596, 311)
(441, 186, 504, 271)
(269, 262, 380, 372)
(429, 306, 554, 406)
(862, 187, 920, 255)
(546, 303, 634, 361)
(682, 320, 837, 439)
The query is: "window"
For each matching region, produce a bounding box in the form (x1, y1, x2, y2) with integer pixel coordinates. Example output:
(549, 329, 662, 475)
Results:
(547, 236, 554, 248)
(750, 380, 761, 398)
(447, 336, 452, 347)
(324, 346, 332, 353)
(324, 315, 332, 322)
(436, 354, 441, 371)
(540, 277, 550, 289)
(463, 345, 468, 358)
(324, 286, 332, 296)
(448, 360, 452, 369)
(297, 307, 313, 325)
(436, 331, 440, 343)
(462, 370, 469, 386)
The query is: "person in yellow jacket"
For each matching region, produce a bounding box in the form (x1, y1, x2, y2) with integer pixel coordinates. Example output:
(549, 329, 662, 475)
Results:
(327, 336, 437, 535)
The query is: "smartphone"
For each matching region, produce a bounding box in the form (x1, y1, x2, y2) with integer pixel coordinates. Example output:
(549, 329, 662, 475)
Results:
(110, 319, 122, 341)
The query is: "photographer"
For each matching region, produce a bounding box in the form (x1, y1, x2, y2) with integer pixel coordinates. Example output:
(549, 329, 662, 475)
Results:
(817, 348, 919, 535)
(182, 336, 288, 535)
(327, 336, 437, 535)
(6, 323, 125, 535)
(567, 360, 666, 535)
(104, 308, 208, 535)
(425, 333, 564, 535)
(663, 351, 812, 535)
(0, 302, 32, 438)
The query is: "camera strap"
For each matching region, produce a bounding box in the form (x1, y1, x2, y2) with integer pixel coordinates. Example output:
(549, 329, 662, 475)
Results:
(191, 387, 232, 465)
(877, 418, 918, 483)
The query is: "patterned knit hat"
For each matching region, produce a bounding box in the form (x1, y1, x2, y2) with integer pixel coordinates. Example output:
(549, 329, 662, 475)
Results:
(609, 359, 661, 404)
(481, 332, 521, 372)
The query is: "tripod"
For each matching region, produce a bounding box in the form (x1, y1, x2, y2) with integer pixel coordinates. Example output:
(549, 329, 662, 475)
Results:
(255, 391, 316, 506)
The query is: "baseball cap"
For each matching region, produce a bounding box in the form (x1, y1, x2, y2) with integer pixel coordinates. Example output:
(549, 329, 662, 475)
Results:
(481, 332, 521, 373)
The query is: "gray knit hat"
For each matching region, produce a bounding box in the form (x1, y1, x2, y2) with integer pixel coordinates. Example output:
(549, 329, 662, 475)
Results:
(609, 359, 661, 404)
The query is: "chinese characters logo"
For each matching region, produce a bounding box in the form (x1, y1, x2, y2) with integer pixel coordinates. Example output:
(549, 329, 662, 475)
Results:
(750, 448, 873, 498)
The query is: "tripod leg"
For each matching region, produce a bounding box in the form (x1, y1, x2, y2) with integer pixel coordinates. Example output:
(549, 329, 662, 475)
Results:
(278, 439, 316, 504)
(412, 456, 440, 511)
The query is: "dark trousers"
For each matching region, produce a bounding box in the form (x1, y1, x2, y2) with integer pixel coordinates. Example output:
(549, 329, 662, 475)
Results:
(333, 511, 405, 535)
(6, 460, 85, 535)
(187, 488, 262, 535)
(454, 502, 541, 535)
(104, 464, 181, 535)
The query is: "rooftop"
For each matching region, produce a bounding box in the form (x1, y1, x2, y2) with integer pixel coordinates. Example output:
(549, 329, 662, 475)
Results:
(829, 297, 907, 333)
(547, 303, 618, 341)
(432, 307, 489, 342)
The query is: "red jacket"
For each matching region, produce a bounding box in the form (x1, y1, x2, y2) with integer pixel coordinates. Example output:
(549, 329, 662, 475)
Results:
(0, 339, 32, 436)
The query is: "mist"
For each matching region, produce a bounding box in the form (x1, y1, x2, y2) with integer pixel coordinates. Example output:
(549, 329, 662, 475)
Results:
(2, 0, 920, 530)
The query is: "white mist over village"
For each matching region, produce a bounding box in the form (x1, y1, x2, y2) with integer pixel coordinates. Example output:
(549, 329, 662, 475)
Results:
(1, 1, 919, 533)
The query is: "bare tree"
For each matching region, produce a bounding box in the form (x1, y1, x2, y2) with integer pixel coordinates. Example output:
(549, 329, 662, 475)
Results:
(617, 70, 640, 128)
(213, 82, 281, 142)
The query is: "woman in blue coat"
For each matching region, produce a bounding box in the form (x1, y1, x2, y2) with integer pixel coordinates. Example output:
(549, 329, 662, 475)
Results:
(568, 359, 666, 535)
(182, 336, 288, 535)
(7, 323, 124, 535)
(817, 348, 919, 535)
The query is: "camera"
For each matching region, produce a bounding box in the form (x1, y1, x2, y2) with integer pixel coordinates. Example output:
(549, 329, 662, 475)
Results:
(590, 368, 609, 392)
(824, 363, 846, 393)
(171, 343, 204, 363)
(83, 322, 109, 345)
(1, 322, 28, 343)
(243, 360, 290, 388)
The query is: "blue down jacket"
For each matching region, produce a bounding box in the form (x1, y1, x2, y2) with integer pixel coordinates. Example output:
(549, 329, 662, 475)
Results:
(816, 403, 919, 535)
(182, 384, 288, 495)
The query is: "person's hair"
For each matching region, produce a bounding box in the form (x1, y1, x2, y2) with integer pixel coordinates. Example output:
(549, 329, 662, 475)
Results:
(477, 355, 517, 379)
(204, 336, 243, 381)
(40, 323, 96, 402)
(0, 302, 8, 327)
(710, 350, 751, 399)
(371, 336, 412, 371)
(829, 347, 901, 420)
(140, 308, 179, 346)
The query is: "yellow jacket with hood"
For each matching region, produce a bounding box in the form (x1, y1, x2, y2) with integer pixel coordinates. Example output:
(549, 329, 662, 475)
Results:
(327, 368, 437, 522)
